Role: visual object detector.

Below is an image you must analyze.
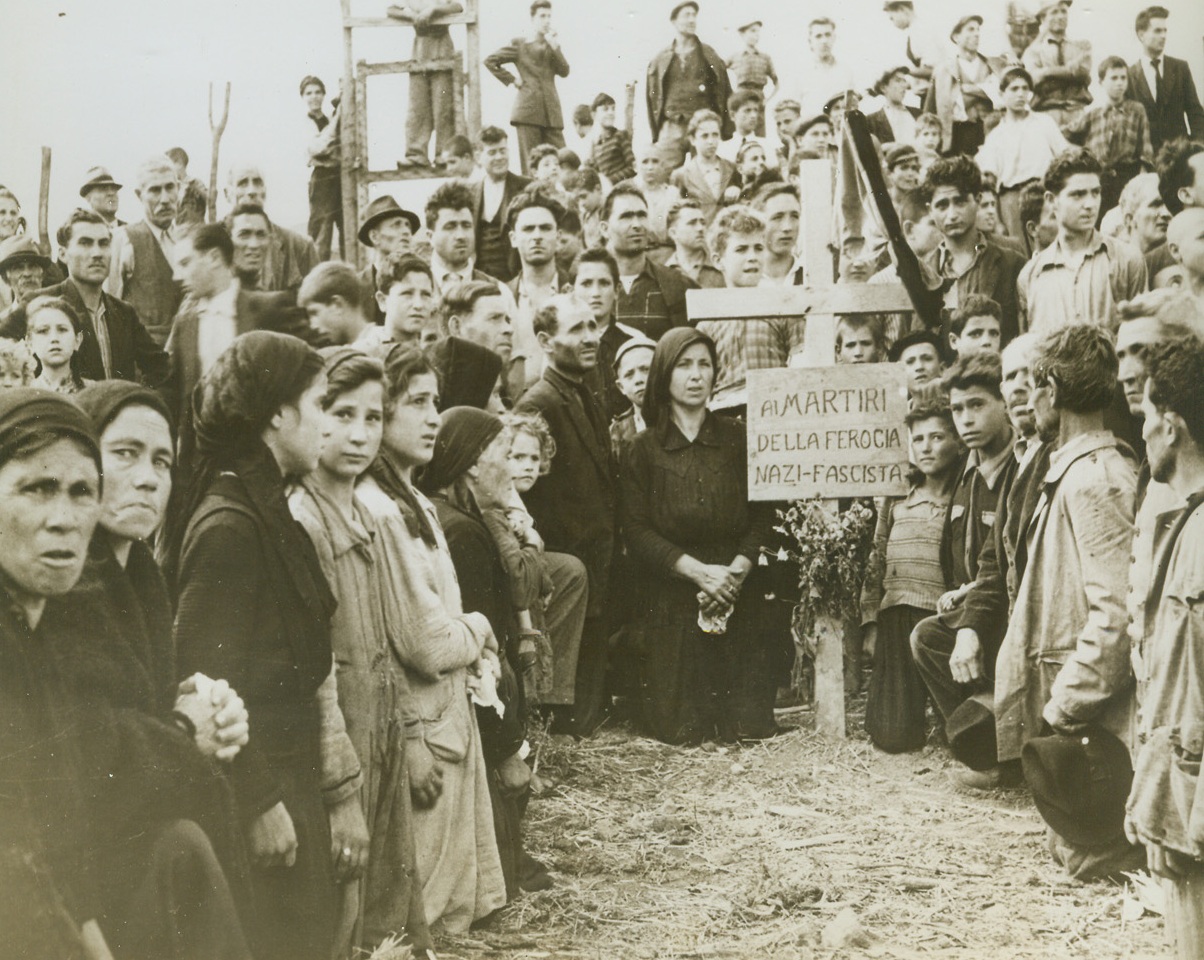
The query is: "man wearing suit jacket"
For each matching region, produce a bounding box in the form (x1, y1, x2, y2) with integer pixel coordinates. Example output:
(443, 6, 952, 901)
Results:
(484, 0, 570, 174)
(162, 222, 312, 422)
(670, 110, 737, 225)
(517, 294, 616, 736)
(471, 127, 533, 281)
(11, 208, 168, 385)
(1127, 5, 1204, 151)
(865, 67, 920, 146)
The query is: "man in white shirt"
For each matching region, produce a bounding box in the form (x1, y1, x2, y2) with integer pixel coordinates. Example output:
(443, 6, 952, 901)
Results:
(507, 190, 567, 391)
(105, 156, 182, 347)
(795, 18, 857, 118)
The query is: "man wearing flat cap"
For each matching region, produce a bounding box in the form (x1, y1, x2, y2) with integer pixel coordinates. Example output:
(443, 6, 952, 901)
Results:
(646, 2, 733, 169)
(1022, 1, 1092, 131)
(933, 14, 996, 155)
(356, 195, 420, 325)
(865, 66, 919, 146)
(80, 166, 126, 228)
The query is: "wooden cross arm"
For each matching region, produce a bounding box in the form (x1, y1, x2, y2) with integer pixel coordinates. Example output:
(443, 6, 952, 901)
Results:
(686, 284, 915, 322)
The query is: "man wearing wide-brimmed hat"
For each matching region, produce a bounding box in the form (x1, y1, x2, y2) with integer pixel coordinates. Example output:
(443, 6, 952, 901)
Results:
(356, 195, 421, 324)
(80, 165, 125, 227)
(0, 235, 56, 317)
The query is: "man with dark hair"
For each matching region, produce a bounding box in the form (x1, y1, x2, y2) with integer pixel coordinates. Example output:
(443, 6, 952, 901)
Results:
(664, 200, 723, 288)
(921, 156, 1027, 344)
(865, 66, 918, 147)
(754, 183, 804, 285)
(426, 179, 510, 293)
(484, 0, 570, 173)
(1127, 6, 1204, 151)
(165, 222, 311, 420)
(601, 184, 695, 340)
(646, 2, 733, 168)
(471, 127, 533, 281)
(719, 90, 775, 166)
(518, 293, 616, 736)
(300, 74, 342, 261)
(438, 135, 477, 179)
(39, 208, 167, 385)
(588, 93, 637, 185)
(297, 260, 375, 347)
(374, 253, 438, 350)
(997, 324, 1139, 879)
(1158, 138, 1204, 215)
(1021, 0, 1092, 131)
(442, 279, 513, 362)
(507, 189, 566, 393)
(1127, 337, 1204, 958)
(1019, 149, 1147, 332)
(1019, 180, 1058, 257)
(223, 164, 320, 296)
(573, 247, 636, 421)
(105, 155, 183, 347)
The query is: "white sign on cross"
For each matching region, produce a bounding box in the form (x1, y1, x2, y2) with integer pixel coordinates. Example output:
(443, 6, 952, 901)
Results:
(684, 158, 915, 738)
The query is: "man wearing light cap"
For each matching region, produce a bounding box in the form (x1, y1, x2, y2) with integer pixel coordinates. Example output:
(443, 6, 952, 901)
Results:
(80, 166, 125, 228)
(1022, 1, 1092, 131)
(934, 14, 994, 156)
(646, 2, 733, 168)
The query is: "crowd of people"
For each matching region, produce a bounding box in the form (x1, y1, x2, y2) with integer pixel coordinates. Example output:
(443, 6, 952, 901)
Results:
(3, 0, 1204, 957)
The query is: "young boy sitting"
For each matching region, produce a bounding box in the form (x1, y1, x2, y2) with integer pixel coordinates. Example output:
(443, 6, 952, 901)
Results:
(1065, 55, 1155, 217)
(949, 294, 1004, 358)
(860, 399, 964, 753)
(588, 92, 636, 186)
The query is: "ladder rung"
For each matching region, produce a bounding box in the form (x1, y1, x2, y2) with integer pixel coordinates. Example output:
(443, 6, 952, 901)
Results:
(358, 58, 462, 77)
(343, 13, 476, 28)
(363, 168, 450, 183)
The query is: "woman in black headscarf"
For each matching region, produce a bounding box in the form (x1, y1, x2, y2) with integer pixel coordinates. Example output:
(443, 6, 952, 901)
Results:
(165, 331, 344, 960)
(425, 335, 506, 413)
(621, 328, 779, 745)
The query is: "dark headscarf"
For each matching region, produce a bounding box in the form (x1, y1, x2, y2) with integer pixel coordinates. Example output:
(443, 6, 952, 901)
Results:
(75, 380, 175, 442)
(161, 331, 327, 594)
(0, 387, 100, 473)
(419, 406, 503, 495)
(641, 327, 719, 433)
(426, 336, 504, 412)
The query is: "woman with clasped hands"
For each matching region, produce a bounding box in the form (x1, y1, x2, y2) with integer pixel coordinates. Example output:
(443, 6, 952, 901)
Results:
(621, 327, 779, 746)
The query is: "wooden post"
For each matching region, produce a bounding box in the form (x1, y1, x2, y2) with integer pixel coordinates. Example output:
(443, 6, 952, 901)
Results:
(207, 82, 231, 223)
(37, 147, 52, 258)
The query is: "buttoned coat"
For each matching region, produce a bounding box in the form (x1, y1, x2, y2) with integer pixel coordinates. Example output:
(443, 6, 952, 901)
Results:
(994, 432, 1137, 763)
(1127, 56, 1204, 149)
(646, 39, 734, 140)
(670, 156, 738, 225)
(484, 36, 570, 129)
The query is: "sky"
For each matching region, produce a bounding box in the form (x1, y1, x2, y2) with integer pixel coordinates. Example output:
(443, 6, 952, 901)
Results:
(3, 0, 1202, 238)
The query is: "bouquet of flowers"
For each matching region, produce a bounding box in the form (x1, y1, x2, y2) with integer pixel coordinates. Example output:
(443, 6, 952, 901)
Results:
(771, 497, 876, 663)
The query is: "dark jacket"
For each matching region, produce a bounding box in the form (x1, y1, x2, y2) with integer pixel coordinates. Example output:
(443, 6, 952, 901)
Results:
(614, 256, 697, 341)
(16, 278, 169, 386)
(471, 172, 534, 281)
(1127, 56, 1204, 149)
(864, 106, 919, 145)
(484, 36, 570, 129)
(517, 365, 617, 613)
(162, 285, 313, 424)
(922, 236, 1028, 345)
(646, 37, 734, 140)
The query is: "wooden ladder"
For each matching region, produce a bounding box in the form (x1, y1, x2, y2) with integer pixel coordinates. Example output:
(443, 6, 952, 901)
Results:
(338, 0, 483, 269)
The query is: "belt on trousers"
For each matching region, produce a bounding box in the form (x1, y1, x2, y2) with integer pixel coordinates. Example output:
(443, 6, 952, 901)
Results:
(1000, 177, 1040, 195)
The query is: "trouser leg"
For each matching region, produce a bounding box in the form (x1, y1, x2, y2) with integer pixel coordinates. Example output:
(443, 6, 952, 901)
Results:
(1167, 864, 1204, 960)
(572, 615, 610, 736)
(999, 188, 1024, 241)
(910, 614, 967, 726)
(515, 124, 543, 174)
(431, 70, 457, 159)
(541, 551, 588, 705)
(406, 73, 435, 163)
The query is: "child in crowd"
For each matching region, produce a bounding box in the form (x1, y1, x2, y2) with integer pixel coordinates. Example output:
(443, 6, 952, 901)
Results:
(792, 115, 836, 159)
(836, 315, 886, 364)
(977, 174, 1002, 236)
(890, 329, 947, 396)
(609, 336, 655, 462)
(861, 400, 963, 752)
(720, 91, 776, 167)
(588, 93, 636, 185)
(0, 336, 34, 388)
(25, 295, 91, 394)
(726, 19, 777, 136)
(1065, 55, 1154, 217)
(529, 144, 563, 191)
(556, 148, 581, 193)
(671, 110, 740, 223)
(914, 114, 942, 173)
(948, 294, 1003, 358)
(571, 167, 604, 249)
(773, 99, 802, 163)
(736, 141, 774, 201)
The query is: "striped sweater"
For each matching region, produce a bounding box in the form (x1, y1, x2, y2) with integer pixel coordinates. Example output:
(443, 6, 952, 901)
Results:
(860, 484, 951, 624)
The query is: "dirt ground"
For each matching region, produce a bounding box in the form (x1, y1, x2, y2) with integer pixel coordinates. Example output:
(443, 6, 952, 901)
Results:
(436, 697, 1171, 960)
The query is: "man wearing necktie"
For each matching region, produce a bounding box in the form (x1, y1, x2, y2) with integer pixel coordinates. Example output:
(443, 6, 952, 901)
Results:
(1022, 1, 1092, 132)
(1126, 5, 1204, 151)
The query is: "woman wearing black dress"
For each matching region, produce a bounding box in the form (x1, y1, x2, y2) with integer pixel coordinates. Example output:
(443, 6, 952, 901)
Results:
(620, 328, 778, 745)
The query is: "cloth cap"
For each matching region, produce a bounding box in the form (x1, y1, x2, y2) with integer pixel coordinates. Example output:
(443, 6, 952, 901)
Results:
(888, 328, 946, 364)
(945, 692, 998, 771)
(670, 1, 699, 21)
(884, 143, 920, 170)
(425, 336, 504, 412)
(420, 405, 503, 493)
(0, 388, 101, 475)
(737, 20, 762, 32)
(358, 195, 420, 246)
(883, 1, 914, 9)
(614, 335, 657, 373)
(79, 166, 123, 198)
(1037, 0, 1071, 21)
(1021, 726, 1132, 848)
(950, 14, 984, 41)
(0, 235, 53, 275)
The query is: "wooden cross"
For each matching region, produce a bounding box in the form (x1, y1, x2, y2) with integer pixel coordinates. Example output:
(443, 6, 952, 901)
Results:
(685, 158, 915, 738)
